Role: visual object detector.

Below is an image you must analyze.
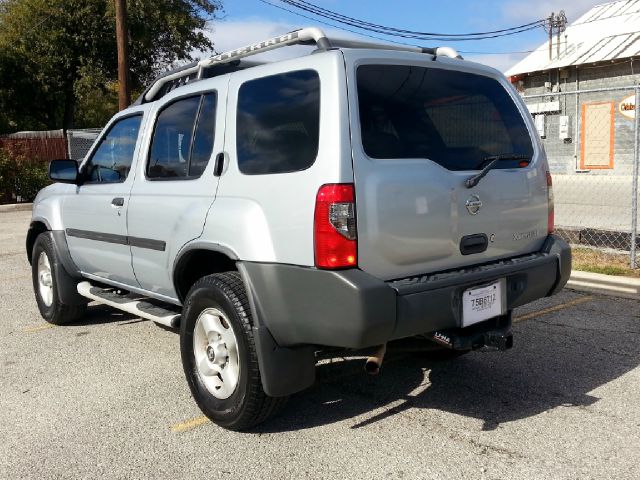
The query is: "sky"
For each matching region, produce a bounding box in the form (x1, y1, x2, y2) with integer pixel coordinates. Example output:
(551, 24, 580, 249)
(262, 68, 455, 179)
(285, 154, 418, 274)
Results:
(200, 0, 610, 71)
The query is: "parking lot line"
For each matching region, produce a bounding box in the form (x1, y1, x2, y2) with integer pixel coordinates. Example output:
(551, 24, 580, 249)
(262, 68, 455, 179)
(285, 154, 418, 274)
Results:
(22, 324, 56, 333)
(167, 296, 594, 434)
(170, 415, 210, 433)
(169, 355, 412, 433)
(514, 295, 594, 323)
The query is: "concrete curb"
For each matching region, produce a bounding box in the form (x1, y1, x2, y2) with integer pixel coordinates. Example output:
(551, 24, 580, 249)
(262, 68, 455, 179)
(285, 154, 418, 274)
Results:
(0, 203, 32, 213)
(567, 270, 640, 300)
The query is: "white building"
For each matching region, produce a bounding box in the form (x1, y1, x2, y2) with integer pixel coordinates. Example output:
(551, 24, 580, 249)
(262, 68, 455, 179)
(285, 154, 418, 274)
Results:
(506, 1, 640, 247)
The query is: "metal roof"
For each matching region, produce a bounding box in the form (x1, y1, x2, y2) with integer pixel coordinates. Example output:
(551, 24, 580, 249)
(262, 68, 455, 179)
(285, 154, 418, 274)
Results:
(506, 0, 640, 76)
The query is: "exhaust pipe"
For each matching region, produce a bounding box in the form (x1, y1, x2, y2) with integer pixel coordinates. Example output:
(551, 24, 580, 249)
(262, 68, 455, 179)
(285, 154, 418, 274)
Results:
(364, 344, 387, 375)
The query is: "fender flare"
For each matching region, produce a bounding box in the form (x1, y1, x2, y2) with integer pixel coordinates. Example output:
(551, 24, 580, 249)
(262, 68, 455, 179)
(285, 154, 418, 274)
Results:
(173, 242, 315, 397)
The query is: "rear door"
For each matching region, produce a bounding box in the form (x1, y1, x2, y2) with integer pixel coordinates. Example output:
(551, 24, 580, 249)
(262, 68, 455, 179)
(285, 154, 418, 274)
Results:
(127, 82, 225, 299)
(347, 57, 549, 281)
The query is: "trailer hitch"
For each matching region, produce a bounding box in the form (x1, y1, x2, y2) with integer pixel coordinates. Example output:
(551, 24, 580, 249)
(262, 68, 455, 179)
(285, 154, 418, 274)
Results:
(424, 318, 513, 352)
(482, 332, 513, 352)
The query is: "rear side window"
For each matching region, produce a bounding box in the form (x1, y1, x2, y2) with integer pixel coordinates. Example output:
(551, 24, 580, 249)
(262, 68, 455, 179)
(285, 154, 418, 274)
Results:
(148, 93, 217, 179)
(236, 70, 320, 175)
(357, 65, 533, 171)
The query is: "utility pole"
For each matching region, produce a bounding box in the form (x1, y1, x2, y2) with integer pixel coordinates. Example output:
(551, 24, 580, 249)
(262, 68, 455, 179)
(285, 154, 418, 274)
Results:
(115, 0, 131, 110)
(545, 11, 568, 61)
(547, 12, 554, 61)
(556, 11, 567, 59)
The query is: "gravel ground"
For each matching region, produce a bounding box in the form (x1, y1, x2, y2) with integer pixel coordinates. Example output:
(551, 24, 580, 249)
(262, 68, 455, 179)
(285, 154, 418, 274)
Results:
(1, 210, 639, 479)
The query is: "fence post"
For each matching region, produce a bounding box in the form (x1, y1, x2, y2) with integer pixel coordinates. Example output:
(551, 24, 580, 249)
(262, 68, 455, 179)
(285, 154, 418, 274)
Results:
(631, 86, 639, 268)
(65, 130, 71, 159)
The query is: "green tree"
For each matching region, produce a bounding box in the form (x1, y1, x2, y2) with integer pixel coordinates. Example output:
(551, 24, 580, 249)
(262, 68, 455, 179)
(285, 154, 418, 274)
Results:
(0, 0, 222, 132)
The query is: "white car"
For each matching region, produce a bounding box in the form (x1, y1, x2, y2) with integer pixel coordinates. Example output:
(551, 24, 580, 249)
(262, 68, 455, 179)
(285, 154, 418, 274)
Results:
(27, 28, 571, 430)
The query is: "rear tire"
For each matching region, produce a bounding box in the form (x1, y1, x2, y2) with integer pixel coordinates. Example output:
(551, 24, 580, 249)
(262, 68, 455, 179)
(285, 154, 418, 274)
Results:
(180, 272, 287, 431)
(31, 232, 86, 325)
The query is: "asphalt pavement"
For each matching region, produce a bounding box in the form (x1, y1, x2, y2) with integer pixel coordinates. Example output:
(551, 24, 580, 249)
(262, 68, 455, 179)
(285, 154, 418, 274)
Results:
(1, 210, 639, 479)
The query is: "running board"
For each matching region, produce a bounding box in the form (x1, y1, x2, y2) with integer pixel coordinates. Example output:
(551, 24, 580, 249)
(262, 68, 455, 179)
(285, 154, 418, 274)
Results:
(77, 281, 181, 328)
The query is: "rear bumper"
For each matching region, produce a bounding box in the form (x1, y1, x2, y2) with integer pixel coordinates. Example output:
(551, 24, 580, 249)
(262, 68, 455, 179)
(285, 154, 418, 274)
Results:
(240, 234, 571, 350)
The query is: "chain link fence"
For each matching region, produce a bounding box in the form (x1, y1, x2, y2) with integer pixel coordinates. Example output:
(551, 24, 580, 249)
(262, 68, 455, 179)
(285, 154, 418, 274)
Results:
(522, 85, 639, 269)
(67, 128, 102, 161)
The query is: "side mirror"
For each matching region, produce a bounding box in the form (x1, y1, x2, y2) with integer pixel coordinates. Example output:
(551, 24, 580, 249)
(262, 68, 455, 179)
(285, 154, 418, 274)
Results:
(49, 159, 81, 184)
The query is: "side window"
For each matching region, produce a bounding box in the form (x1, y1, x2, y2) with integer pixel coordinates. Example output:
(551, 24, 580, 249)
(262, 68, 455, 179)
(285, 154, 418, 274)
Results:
(236, 70, 320, 175)
(148, 93, 217, 179)
(84, 115, 142, 183)
(190, 94, 217, 177)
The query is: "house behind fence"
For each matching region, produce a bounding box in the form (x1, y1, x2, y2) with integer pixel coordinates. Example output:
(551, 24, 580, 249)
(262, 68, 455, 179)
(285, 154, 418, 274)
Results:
(0, 130, 67, 165)
(0, 128, 101, 204)
(0, 128, 101, 164)
(506, 0, 640, 267)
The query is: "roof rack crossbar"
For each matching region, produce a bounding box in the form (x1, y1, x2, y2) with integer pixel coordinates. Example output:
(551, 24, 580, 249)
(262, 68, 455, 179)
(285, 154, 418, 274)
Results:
(142, 27, 463, 102)
(144, 27, 332, 101)
(327, 38, 462, 60)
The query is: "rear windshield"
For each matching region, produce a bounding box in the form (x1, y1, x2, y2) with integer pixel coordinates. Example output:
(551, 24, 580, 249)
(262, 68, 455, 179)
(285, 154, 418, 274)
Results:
(356, 65, 533, 171)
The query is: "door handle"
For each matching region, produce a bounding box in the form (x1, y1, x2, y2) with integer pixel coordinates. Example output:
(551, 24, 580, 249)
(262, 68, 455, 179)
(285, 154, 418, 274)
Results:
(111, 197, 125, 208)
(213, 153, 225, 177)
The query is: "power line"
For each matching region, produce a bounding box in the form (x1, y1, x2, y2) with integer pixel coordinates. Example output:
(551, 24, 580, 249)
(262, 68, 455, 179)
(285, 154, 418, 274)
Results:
(280, 1, 541, 41)
(256, 0, 541, 55)
(256, 0, 425, 47)
(281, 0, 545, 38)
(460, 49, 538, 55)
(274, 0, 546, 41)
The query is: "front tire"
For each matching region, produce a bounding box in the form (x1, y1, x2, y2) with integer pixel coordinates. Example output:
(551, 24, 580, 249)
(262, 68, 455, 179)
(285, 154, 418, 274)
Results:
(31, 232, 86, 325)
(180, 272, 287, 431)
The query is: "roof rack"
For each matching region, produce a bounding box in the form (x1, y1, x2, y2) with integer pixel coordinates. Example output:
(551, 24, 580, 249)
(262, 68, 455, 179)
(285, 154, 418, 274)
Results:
(142, 27, 463, 103)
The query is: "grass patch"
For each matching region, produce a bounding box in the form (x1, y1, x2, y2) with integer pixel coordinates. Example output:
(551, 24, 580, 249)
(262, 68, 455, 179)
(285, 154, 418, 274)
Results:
(571, 247, 640, 278)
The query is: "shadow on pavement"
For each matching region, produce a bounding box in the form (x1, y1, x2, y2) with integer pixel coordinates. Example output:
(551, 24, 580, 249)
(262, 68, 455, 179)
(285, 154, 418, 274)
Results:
(257, 314, 640, 433)
(66, 304, 139, 326)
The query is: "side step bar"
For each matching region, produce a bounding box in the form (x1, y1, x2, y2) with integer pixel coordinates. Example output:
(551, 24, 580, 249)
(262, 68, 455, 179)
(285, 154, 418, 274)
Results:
(77, 281, 181, 328)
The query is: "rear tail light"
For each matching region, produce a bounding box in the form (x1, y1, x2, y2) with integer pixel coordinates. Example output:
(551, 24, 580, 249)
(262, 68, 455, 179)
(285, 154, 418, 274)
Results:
(314, 184, 357, 269)
(546, 171, 554, 234)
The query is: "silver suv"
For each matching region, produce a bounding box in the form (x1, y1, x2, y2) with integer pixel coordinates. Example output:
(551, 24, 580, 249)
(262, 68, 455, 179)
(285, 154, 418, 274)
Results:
(27, 28, 571, 430)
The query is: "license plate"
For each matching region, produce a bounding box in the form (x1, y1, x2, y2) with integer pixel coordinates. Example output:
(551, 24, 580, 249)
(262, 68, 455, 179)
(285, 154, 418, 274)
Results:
(462, 280, 504, 327)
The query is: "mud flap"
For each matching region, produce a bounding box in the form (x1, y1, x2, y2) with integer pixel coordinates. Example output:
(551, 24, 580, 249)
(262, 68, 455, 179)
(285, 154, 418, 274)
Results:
(253, 325, 316, 397)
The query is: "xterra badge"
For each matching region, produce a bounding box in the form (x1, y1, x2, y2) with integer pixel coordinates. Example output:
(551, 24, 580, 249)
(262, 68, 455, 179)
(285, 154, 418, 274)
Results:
(513, 230, 540, 241)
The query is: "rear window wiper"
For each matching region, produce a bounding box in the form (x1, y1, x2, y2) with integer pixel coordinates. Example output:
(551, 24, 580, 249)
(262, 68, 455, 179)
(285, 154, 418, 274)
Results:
(465, 153, 530, 189)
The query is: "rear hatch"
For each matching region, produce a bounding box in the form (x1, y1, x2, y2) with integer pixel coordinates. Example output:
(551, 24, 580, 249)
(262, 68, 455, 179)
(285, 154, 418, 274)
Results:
(348, 59, 549, 281)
